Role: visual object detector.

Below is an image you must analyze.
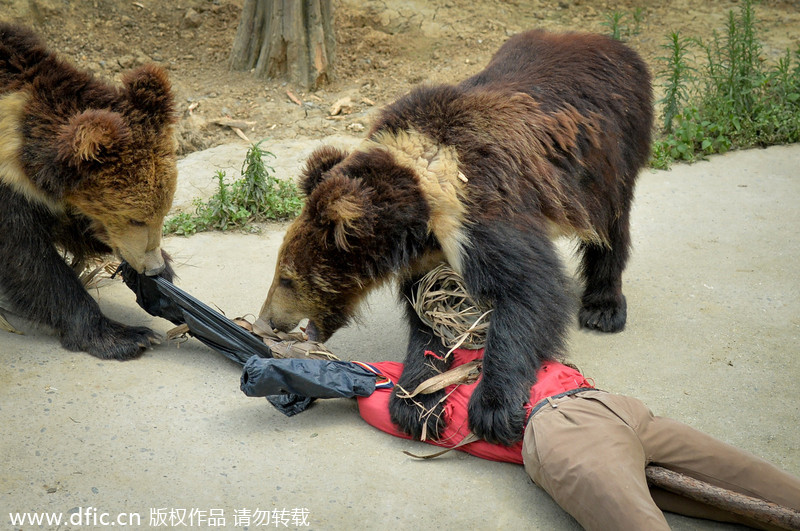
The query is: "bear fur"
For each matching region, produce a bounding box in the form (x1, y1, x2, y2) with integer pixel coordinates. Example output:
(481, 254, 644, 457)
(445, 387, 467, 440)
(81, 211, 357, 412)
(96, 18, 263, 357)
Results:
(0, 23, 178, 360)
(258, 29, 653, 445)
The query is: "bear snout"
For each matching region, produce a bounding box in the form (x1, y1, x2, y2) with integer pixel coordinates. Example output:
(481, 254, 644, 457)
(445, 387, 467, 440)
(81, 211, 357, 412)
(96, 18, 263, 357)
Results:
(142, 248, 166, 276)
(124, 247, 166, 276)
(304, 320, 321, 342)
(255, 306, 298, 335)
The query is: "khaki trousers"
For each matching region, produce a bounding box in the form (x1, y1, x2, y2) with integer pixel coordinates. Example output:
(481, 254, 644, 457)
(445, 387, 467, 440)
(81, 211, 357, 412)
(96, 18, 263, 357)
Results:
(522, 390, 800, 531)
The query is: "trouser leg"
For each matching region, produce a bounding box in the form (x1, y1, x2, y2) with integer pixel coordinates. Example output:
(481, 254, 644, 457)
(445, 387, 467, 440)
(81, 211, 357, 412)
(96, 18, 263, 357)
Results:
(522, 391, 670, 531)
(523, 390, 800, 530)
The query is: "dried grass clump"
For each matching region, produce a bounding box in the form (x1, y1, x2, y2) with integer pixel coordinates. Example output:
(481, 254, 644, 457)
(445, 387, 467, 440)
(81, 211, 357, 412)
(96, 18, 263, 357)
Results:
(245, 319, 340, 361)
(411, 263, 492, 352)
(76, 258, 119, 289)
(0, 312, 21, 334)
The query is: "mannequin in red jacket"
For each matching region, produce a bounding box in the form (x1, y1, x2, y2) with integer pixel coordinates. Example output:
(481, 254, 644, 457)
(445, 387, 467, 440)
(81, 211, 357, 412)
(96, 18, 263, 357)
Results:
(354, 348, 800, 531)
(241, 346, 800, 530)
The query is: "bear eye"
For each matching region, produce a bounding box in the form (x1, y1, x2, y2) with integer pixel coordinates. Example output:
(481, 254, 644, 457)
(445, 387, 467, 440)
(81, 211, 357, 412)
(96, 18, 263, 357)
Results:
(279, 277, 294, 289)
(128, 219, 147, 227)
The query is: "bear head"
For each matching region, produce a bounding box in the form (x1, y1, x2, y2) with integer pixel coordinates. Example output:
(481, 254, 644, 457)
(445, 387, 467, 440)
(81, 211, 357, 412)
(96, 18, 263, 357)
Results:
(257, 144, 431, 341)
(55, 65, 178, 275)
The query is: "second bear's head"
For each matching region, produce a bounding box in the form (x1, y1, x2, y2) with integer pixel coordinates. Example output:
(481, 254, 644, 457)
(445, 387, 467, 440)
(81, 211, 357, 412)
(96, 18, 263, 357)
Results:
(258, 143, 433, 342)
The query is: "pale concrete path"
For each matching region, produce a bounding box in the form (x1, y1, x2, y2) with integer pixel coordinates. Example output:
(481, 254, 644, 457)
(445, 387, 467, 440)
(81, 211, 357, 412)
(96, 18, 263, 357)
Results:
(1, 142, 798, 530)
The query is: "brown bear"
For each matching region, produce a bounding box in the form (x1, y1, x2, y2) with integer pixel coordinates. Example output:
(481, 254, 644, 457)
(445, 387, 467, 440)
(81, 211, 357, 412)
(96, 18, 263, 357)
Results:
(258, 29, 653, 445)
(0, 23, 178, 360)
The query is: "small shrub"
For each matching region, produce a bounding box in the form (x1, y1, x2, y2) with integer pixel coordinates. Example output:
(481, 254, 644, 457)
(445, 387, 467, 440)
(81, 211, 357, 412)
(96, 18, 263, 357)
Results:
(603, 11, 626, 41)
(164, 141, 302, 236)
(652, 0, 800, 168)
(657, 31, 694, 134)
(602, 9, 643, 41)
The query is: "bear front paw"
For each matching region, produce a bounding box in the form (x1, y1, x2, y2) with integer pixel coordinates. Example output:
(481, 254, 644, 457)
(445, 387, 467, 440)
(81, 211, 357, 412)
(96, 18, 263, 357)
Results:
(579, 294, 626, 333)
(62, 319, 159, 360)
(467, 387, 525, 446)
(389, 388, 448, 441)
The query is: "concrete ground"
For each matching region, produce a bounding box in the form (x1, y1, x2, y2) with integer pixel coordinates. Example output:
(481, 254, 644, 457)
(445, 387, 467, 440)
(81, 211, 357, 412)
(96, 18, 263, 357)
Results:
(1, 141, 798, 530)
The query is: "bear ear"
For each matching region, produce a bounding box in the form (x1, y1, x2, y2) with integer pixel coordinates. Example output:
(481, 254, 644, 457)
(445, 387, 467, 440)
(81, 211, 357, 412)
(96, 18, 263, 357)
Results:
(309, 175, 374, 251)
(56, 108, 131, 165)
(300, 145, 350, 196)
(122, 64, 176, 127)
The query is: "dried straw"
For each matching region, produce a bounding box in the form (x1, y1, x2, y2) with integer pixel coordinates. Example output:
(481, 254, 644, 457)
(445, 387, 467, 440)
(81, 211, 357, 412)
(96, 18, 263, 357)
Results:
(411, 263, 492, 352)
(67, 252, 120, 289)
(245, 318, 340, 361)
(0, 311, 22, 335)
(78, 258, 119, 289)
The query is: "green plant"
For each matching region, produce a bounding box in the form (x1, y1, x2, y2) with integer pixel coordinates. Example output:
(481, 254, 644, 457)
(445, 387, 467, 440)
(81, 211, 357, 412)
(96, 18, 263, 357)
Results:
(652, 0, 800, 168)
(602, 8, 643, 41)
(163, 141, 302, 236)
(231, 140, 303, 222)
(755, 46, 800, 145)
(657, 31, 694, 134)
(651, 106, 731, 169)
(697, 0, 764, 144)
(603, 11, 626, 41)
(631, 7, 644, 35)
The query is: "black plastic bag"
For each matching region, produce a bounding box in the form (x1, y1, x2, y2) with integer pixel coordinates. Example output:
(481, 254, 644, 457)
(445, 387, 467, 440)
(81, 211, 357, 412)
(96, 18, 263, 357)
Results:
(119, 262, 378, 416)
(118, 261, 272, 365)
(242, 356, 377, 399)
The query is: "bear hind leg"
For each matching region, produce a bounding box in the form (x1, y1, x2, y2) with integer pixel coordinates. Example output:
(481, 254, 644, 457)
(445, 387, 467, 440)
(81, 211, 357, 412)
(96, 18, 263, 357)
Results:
(578, 211, 631, 333)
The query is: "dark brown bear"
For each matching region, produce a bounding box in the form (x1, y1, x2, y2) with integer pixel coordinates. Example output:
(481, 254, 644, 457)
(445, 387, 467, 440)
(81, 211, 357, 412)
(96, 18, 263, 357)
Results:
(258, 29, 653, 445)
(0, 23, 178, 360)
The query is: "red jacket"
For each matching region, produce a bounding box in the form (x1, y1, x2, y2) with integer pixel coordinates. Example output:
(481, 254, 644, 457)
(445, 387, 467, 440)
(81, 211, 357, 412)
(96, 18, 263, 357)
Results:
(356, 348, 593, 464)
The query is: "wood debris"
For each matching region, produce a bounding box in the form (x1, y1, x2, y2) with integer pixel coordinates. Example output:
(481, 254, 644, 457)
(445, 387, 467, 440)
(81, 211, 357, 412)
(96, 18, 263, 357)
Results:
(213, 118, 256, 142)
(166, 324, 191, 341)
(329, 96, 353, 116)
(646, 466, 800, 529)
(286, 90, 303, 106)
(395, 360, 482, 398)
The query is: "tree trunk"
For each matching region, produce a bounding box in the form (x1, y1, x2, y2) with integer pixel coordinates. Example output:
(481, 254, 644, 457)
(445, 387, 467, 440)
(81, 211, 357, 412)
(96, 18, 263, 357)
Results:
(229, 0, 335, 91)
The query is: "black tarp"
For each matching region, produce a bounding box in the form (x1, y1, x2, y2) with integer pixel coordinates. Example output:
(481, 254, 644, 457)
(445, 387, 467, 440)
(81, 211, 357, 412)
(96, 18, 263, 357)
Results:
(241, 356, 377, 410)
(119, 261, 272, 364)
(119, 262, 377, 415)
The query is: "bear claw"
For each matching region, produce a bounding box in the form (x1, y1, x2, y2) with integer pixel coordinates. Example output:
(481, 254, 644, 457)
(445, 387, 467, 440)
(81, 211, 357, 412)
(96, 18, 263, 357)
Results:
(579, 297, 627, 333)
(468, 386, 526, 446)
(62, 321, 158, 361)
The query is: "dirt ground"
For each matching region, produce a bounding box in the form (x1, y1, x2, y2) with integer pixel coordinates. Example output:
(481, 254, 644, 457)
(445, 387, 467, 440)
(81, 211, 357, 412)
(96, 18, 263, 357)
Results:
(3, 0, 799, 156)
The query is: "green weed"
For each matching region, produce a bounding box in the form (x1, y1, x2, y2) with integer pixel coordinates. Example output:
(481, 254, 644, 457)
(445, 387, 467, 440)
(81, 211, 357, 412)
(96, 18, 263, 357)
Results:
(603, 11, 626, 41)
(164, 141, 302, 236)
(602, 8, 643, 41)
(652, 0, 800, 168)
(657, 31, 694, 134)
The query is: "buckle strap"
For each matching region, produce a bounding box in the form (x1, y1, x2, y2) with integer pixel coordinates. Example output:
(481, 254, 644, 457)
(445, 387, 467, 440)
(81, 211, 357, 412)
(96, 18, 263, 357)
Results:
(528, 387, 599, 419)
